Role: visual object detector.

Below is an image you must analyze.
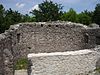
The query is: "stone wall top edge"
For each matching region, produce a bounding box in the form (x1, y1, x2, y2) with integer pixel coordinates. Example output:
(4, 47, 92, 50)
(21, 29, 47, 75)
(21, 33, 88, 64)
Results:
(19, 21, 88, 28)
(0, 30, 11, 41)
(0, 21, 99, 41)
(27, 49, 95, 58)
(0, 23, 21, 41)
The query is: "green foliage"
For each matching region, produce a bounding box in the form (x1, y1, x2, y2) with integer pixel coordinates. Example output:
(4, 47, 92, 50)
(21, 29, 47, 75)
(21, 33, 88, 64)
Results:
(94, 68, 100, 73)
(0, 2, 100, 33)
(0, 4, 35, 33)
(0, 6, 23, 33)
(22, 14, 35, 22)
(0, 4, 5, 33)
(77, 13, 92, 25)
(15, 58, 28, 70)
(60, 8, 92, 25)
(82, 10, 93, 18)
(61, 8, 77, 22)
(81, 10, 94, 22)
(93, 3, 100, 25)
(4, 8, 22, 27)
(31, 0, 63, 22)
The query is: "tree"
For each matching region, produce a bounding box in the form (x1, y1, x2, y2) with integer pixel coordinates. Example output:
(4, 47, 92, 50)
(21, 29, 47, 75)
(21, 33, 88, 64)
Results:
(5, 8, 22, 25)
(31, 0, 63, 22)
(82, 10, 93, 22)
(60, 8, 77, 22)
(93, 3, 100, 25)
(0, 4, 36, 33)
(3, 8, 22, 31)
(22, 14, 35, 22)
(77, 13, 92, 25)
(0, 4, 5, 33)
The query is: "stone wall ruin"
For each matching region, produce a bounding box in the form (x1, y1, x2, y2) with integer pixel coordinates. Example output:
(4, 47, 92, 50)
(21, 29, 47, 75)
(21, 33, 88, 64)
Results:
(0, 21, 100, 75)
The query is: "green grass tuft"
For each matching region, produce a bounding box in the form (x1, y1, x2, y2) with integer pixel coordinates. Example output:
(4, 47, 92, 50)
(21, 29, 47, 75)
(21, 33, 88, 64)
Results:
(15, 58, 28, 70)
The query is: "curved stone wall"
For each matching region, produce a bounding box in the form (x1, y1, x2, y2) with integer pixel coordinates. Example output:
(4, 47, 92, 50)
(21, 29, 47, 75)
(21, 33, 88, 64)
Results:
(10, 22, 96, 58)
(0, 21, 99, 75)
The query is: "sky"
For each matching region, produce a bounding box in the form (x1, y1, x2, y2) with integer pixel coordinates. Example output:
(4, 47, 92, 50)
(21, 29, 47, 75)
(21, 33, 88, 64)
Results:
(0, 0, 100, 15)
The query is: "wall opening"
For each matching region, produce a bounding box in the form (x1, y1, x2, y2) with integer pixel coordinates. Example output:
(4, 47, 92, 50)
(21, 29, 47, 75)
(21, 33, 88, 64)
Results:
(84, 33, 89, 43)
(48, 25, 51, 27)
(96, 36, 100, 45)
(17, 33, 20, 43)
(41, 24, 43, 27)
(56, 25, 58, 27)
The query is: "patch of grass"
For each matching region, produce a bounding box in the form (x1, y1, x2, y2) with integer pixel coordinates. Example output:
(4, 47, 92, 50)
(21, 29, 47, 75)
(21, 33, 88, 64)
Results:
(94, 68, 100, 73)
(15, 58, 28, 70)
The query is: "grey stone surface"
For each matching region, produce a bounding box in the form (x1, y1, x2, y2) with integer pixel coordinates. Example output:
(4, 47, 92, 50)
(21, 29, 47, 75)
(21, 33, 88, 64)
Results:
(89, 23, 99, 28)
(15, 70, 27, 75)
(28, 50, 100, 75)
(11, 22, 98, 58)
(0, 33, 14, 75)
(0, 21, 100, 75)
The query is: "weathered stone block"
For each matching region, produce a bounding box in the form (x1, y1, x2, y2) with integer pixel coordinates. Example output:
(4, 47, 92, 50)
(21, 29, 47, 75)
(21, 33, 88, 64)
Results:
(28, 50, 100, 75)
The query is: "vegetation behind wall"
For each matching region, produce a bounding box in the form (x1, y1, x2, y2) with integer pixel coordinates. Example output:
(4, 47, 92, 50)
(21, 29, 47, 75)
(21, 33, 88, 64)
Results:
(0, 0, 100, 33)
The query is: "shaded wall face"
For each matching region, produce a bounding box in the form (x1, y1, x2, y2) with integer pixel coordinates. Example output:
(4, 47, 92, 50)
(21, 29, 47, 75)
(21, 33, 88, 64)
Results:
(15, 24, 91, 57)
(0, 35, 14, 75)
(0, 40, 4, 75)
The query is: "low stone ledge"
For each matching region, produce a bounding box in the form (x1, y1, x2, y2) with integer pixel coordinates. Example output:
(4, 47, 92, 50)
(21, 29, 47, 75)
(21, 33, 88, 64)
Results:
(28, 50, 100, 75)
(28, 49, 93, 58)
(15, 70, 27, 75)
